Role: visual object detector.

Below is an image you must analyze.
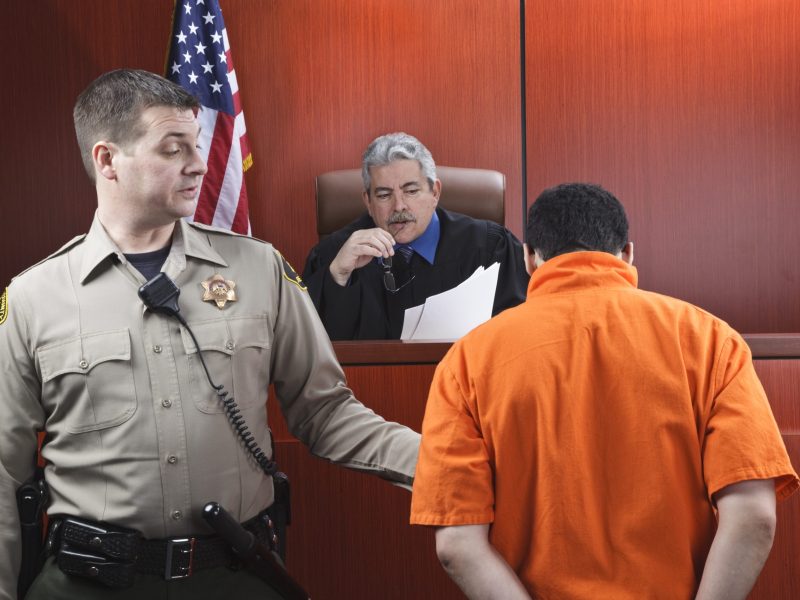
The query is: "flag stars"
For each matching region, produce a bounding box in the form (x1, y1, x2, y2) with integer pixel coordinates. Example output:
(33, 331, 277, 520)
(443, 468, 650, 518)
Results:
(188, 71, 199, 84)
(210, 31, 222, 45)
(176, 31, 187, 44)
(210, 80, 223, 93)
(183, 50, 192, 64)
(196, 0, 205, 5)
(218, 52, 227, 64)
(188, 22, 199, 35)
(170, 62, 181, 75)
(201, 61, 213, 74)
(203, 12, 215, 25)
(194, 41, 207, 55)
(184, 2, 192, 15)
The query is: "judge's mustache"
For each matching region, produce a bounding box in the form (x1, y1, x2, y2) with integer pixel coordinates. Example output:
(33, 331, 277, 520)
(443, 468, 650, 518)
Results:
(388, 211, 416, 224)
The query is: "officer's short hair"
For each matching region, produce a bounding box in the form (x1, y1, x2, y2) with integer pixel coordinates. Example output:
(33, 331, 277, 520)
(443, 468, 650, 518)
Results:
(526, 183, 629, 261)
(361, 132, 438, 193)
(73, 69, 200, 182)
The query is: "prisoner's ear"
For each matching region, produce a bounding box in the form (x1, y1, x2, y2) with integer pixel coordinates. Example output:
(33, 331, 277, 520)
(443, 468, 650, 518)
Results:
(523, 243, 538, 275)
(620, 241, 634, 265)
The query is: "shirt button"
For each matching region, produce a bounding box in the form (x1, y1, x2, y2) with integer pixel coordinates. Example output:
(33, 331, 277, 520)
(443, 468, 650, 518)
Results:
(79, 359, 89, 369)
(167, 455, 178, 464)
(161, 398, 173, 408)
(172, 510, 182, 520)
(225, 340, 235, 351)
(153, 345, 162, 354)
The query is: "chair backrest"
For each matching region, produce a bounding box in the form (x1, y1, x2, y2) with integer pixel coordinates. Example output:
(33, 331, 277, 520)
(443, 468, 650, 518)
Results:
(315, 166, 506, 238)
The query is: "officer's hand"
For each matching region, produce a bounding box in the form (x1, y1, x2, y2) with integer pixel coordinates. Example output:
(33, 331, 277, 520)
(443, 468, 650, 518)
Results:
(329, 228, 395, 286)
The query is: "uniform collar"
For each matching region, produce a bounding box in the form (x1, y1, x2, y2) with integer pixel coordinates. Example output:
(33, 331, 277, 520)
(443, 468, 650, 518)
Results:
(179, 219, 229, 267)
(79, 213, 228, 283)
(527, 251, 638, 298)
(397, 209, 440, 264)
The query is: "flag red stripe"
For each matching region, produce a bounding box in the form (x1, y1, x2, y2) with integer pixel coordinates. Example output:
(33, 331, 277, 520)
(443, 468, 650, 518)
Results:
(231, 181, 250, 234)
(195, 112, 235, 225)
(232, 89, 242, 115)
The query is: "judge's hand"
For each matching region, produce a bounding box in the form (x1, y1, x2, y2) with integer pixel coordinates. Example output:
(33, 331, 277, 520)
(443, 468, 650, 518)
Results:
(329, 228, 395, 286)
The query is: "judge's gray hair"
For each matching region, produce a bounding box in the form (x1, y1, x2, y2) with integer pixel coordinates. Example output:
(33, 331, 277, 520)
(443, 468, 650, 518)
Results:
(361, 132, 437, 192)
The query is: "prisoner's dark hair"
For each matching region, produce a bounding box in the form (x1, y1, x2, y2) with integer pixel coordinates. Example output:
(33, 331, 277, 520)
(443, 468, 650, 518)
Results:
(526, 183, 628, 261)
(73, 69, 200, 182)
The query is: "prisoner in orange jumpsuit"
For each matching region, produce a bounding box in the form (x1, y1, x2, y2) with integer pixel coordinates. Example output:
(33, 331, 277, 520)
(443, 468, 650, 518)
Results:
(410, 183, 798, 600)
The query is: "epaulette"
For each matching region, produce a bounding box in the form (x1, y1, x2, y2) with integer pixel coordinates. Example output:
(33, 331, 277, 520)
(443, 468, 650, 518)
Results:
(11, 234, 87, 281)
(187, 221, 270, 246)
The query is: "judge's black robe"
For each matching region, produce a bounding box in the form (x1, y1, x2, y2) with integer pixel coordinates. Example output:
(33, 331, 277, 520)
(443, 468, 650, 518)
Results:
(302, 208, 529, 340)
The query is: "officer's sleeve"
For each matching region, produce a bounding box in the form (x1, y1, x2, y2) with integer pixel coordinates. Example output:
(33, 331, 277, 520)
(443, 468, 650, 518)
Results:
(271, 250, 419, 484)
(0, 284, 45, 600)
(487, 223, 529, 316)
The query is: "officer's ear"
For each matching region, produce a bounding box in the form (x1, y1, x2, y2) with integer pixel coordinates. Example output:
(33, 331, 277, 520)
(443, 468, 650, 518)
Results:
(93, 141, 117, 181)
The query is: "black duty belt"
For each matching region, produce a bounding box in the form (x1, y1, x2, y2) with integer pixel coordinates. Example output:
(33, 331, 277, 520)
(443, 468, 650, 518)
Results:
(47, 512, 277, 588)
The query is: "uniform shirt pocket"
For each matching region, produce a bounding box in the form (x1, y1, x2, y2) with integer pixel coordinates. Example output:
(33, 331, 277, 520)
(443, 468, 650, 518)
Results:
(180, 316, 271, 414)
(37, 329, 137, 434)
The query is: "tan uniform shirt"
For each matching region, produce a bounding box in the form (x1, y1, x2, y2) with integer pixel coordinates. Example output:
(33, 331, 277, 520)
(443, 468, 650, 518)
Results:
(0, 215, 419, 598)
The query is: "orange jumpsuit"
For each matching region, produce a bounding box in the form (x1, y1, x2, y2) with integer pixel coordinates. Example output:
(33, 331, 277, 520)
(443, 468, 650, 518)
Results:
(410, 251, 798, 599)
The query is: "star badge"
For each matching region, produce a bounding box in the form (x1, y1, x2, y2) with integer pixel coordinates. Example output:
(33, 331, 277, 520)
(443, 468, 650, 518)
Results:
(201, 274, 237, 309)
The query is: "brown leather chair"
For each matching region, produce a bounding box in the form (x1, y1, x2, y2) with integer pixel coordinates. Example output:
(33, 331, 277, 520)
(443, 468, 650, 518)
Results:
(315, 166, 505, 238)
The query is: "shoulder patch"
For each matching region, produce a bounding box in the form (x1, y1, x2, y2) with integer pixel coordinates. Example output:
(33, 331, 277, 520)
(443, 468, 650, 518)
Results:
(276, 251, 307, 292)
(0, 288, 7, 325)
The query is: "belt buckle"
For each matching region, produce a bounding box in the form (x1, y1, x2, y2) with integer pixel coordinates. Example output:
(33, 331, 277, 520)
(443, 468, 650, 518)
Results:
(164, 537, 195, 580)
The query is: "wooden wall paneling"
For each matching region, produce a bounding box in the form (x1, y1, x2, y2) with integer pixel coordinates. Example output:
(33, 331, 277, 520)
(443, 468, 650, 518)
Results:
(1, 1, 174, 287)
(524, 0, 800, 332)
(270, 364, 463, 600)
(750, 359, 800, 600)
(227, 0, 524, 270)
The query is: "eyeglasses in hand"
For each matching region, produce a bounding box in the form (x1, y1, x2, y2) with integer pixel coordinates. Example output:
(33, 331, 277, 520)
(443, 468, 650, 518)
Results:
(379, 256, 415, 293)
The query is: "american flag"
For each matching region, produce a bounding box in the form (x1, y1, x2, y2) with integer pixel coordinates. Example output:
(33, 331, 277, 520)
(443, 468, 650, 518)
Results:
(167, 0, 252, 234)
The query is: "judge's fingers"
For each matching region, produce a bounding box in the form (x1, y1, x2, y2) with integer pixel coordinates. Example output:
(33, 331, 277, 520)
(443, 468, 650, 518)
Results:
(367, 228, 396, 255)
(345, 229, 395, 258)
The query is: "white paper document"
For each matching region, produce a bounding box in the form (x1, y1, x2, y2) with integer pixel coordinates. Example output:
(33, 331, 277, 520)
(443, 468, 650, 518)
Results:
(400, 262, 500, 341)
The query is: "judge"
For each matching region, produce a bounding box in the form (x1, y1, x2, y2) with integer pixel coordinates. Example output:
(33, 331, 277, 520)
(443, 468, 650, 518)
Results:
(302, 132, 529, 340)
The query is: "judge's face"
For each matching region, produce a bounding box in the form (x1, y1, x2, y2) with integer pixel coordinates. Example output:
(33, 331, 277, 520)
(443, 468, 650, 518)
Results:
(363, 159, 441, 245)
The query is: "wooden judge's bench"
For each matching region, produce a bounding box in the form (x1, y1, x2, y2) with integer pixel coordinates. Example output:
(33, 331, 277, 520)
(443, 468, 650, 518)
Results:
(267, 336, 800, 600)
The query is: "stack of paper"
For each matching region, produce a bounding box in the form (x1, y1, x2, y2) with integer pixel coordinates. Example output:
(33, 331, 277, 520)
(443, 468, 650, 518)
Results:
(400, 262, 500, 341)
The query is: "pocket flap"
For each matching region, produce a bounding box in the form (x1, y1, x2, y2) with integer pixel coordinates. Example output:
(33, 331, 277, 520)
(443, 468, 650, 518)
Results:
(180, 316, 270, 355)
(38, 329, 131, 383)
